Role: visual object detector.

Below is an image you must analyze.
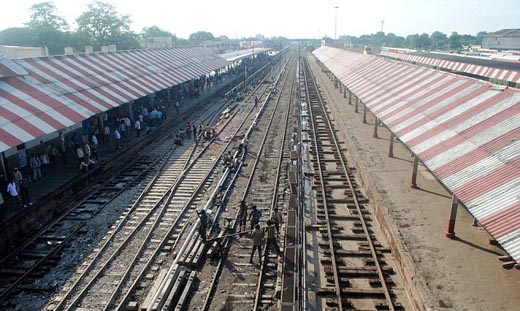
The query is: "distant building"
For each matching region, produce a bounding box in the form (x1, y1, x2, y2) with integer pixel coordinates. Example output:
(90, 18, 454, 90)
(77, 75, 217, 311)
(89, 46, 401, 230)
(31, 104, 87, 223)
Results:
(321, 37, 334, 47)
(145, 36, 173, 49)
(0, 45, 48, 59)
(239, 40, 263, 49)
(201, 41, 226, 54)
(482, 29, 520, 51)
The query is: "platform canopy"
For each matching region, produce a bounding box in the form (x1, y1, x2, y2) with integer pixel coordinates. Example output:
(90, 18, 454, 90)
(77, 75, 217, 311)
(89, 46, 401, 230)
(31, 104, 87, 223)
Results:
(313, 46, 520, 264)
(380, 51, 520, 85)
(0, 46, 229, 153)
(220, 48, 269, 62)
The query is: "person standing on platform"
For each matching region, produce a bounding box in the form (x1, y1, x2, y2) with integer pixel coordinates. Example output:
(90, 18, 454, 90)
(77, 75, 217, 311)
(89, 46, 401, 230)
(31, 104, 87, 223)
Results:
(75, 145, 84, 165)
(49, 144, 58, 166)
(249, 224, 263, 265)
(135, 119, 141, 138)
(59, 131, 67, 164)
(114, 128, 121, 149)
(254, 96, 258, 107)
(192, 123, 197, 141)
(13, 168, 22, 193)
(91, 133, 99, 161)
(19, 178, 31, 207)
(104, 125, 111, 143)
(7, 178, 21, 208)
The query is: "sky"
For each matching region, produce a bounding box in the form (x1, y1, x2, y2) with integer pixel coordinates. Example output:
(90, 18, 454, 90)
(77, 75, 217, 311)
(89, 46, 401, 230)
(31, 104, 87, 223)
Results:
(0, 0, 518, 39)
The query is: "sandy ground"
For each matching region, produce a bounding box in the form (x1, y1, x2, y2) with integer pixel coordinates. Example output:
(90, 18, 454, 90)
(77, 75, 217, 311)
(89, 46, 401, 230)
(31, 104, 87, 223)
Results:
(308, 54, 520, 311)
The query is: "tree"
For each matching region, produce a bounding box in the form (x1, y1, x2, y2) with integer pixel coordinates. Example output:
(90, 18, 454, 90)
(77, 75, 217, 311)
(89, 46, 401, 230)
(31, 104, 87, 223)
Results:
(25, 2, 70, 54)
(430, 31, 448, 50)
(406, 34, 419, 48)
(142, 26, 172, 37)
(385, 33, 406, 48)
(189, 31, 215, 44)
(416, 33, 431, 50)
(26, 2, 68, 31)
(76, 1, 137, 48)
(448, 32, 461, 50)
(0, 27, 36, 47)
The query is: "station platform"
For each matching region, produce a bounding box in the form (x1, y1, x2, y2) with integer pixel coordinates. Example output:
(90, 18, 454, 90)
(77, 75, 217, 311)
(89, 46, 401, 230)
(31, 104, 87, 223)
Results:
(308, 54, 520, 310)
(0, 77, 234, 232)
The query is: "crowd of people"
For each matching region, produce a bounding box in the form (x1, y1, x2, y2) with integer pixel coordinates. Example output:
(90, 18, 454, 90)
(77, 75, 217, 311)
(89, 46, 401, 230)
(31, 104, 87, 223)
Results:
(0, 74, 226, 220)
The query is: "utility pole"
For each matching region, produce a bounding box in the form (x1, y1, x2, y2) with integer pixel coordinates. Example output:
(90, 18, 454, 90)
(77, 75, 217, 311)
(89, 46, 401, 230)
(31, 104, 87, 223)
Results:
(334, 6, 339, 43)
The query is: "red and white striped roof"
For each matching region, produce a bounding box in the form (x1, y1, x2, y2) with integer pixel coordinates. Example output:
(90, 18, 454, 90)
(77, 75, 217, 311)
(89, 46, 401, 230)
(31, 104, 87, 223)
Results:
(0, 47, 229, 153)
(381, 51, 520, 84)
(314, 46, 520, 264)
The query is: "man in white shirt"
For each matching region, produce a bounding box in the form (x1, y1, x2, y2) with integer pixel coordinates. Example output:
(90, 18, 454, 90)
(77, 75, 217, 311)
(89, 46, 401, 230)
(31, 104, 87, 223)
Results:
(7, 178, 21, 207)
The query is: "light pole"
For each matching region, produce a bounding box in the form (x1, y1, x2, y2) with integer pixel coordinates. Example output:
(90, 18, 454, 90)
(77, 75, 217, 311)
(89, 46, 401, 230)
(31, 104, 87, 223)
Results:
(334, 6, 339, 43)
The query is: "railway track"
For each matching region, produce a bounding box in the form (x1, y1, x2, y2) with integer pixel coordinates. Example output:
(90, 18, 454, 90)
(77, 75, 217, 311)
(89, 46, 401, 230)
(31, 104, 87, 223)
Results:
(300, 56, 408, 311)
(44, 66, 282, 310)
(189, 55, 295, 311)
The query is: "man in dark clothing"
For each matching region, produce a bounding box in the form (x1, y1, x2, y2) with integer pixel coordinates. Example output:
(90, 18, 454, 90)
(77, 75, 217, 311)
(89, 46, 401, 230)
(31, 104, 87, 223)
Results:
(238, 200, 248, 232)
(19, 178, 31, 207)
(249, 224, 263, 264)
(198, 210, 208, 242)
(249, 205, 261, 231)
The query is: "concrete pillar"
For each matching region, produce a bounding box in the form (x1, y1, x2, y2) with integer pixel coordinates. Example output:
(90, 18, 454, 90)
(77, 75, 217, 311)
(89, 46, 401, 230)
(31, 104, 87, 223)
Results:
(98, 113, 104, 131)
(355, 97, 359, 113)
(445, 194, 459, 238)
(348, 92, 352, 105)
(411, 155, 419, 188)
(388, 133, 395, 157)
(373, 117, 379, 138)
(128, 100, 133, 119)
(343, 85, 346, 98)
(363, 104, 367, 124)
(0, 151, 7, 179)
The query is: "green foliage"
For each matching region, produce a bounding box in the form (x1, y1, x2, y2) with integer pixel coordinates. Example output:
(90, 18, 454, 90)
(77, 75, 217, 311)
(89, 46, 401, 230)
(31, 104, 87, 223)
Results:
(26, 2, 69, 31)
(76, 1, 138, 48)
(339, 30, 481, 52)
(189, 31, 215, 44)
(142, 26, 172, 37)
(449, 32, 461, 49)
(0, 27, 36, 47)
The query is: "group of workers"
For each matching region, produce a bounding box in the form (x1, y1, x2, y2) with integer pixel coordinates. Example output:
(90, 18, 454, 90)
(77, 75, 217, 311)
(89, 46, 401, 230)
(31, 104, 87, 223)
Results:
(196, 199, 283, 266)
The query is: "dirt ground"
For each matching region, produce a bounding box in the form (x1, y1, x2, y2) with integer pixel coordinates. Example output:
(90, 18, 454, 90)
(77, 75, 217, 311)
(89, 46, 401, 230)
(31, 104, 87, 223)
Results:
(308, 54, 520, 311)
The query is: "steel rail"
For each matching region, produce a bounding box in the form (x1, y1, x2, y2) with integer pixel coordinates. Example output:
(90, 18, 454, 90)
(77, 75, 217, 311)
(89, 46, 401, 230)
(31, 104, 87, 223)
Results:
(199, 57, 292, 311)
(302, 57, 345, 311)
(142, 62, 281, 311)
(253, 57, 296, 311)
(303, 56, 396, 310)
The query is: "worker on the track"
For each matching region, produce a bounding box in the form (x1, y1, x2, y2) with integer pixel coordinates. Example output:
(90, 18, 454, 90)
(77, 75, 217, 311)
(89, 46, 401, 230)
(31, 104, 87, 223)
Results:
(198, 209, 208, 242)
(265, 220, 282, 257)
(249, 205, 262, 231)
(249, 224, 263, 265)
(238, 200, 248, 232)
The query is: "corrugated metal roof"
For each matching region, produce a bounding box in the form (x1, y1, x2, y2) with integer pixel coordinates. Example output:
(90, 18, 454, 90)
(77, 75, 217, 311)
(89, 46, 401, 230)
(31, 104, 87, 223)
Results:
(313, 46, 520, 264)
(0, 47, 229, 154)
(0, 56, 29, 78)
(380, 51, 520, 84)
